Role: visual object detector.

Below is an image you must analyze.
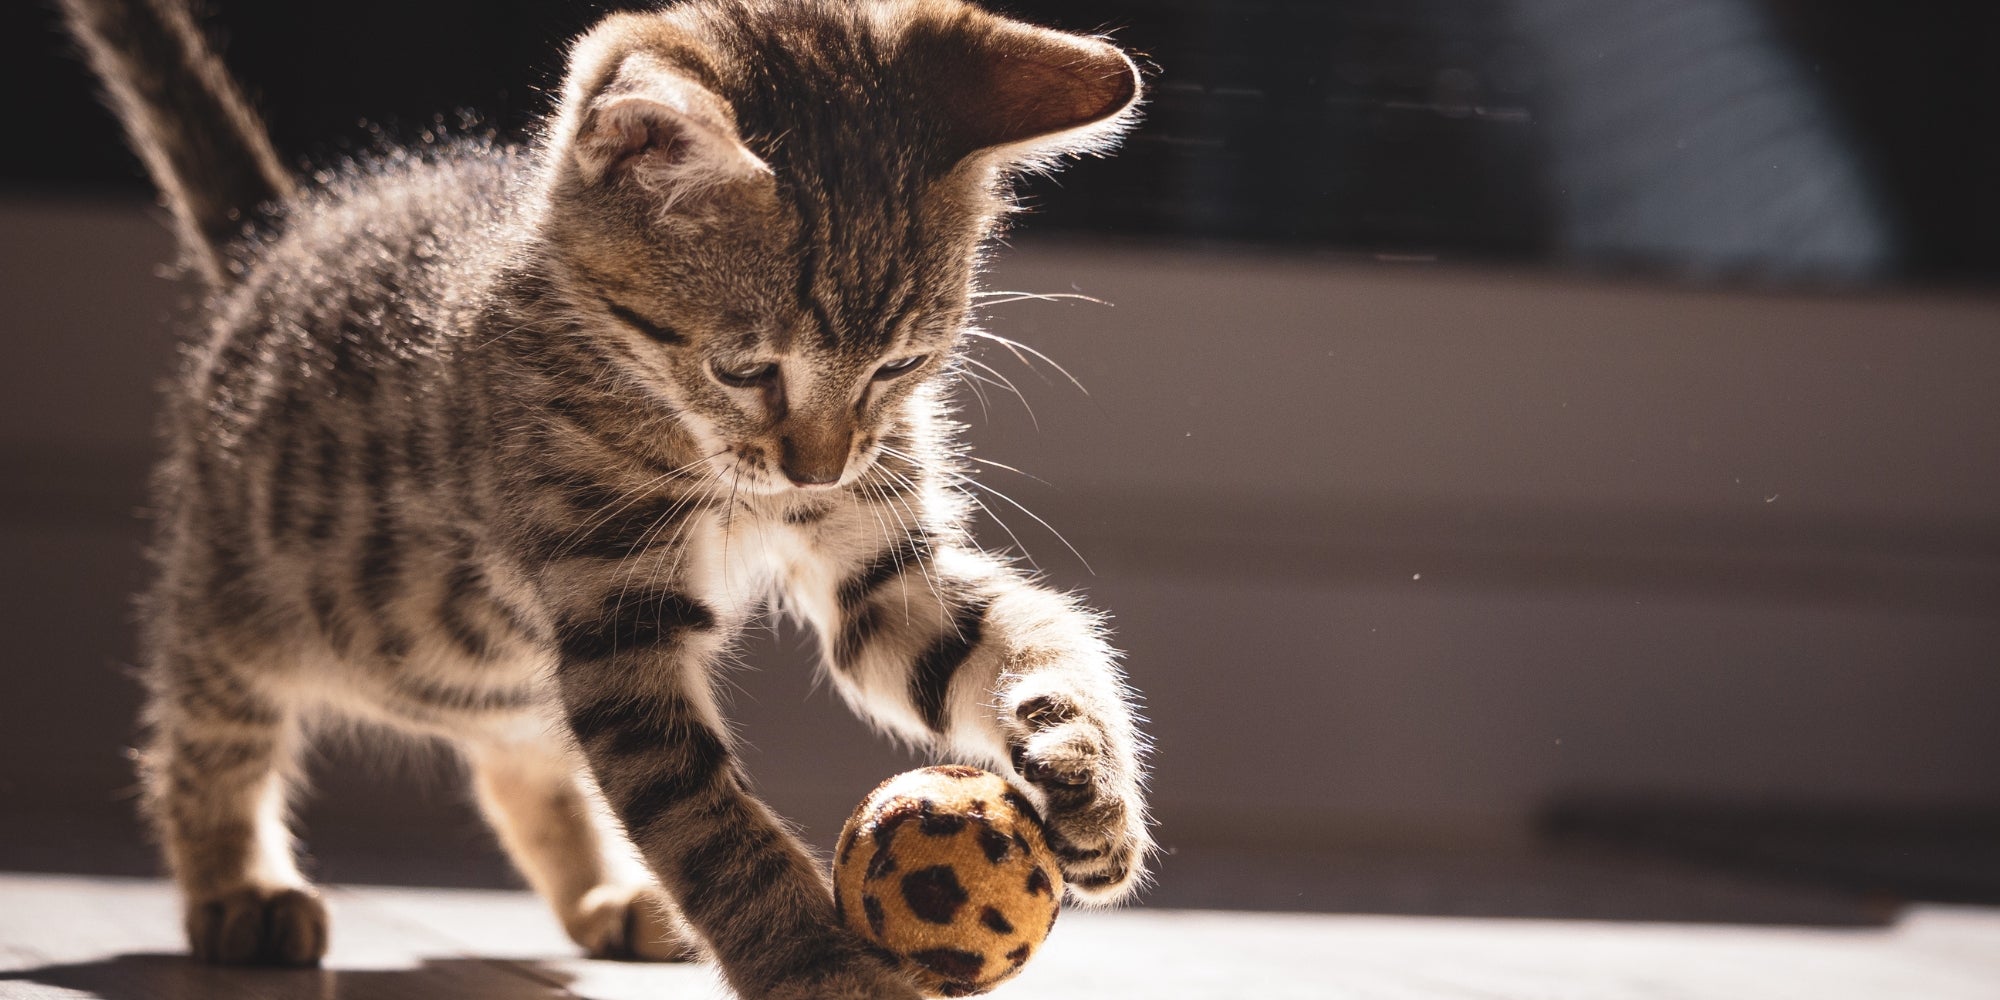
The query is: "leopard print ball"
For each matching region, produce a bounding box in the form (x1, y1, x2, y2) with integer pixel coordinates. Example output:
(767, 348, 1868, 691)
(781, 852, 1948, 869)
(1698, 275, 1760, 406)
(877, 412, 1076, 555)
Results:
(833, 766, 1061, 997)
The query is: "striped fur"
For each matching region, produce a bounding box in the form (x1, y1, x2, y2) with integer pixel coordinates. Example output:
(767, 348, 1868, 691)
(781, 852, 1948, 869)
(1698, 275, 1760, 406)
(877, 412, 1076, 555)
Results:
(72, 1, 1151, 994)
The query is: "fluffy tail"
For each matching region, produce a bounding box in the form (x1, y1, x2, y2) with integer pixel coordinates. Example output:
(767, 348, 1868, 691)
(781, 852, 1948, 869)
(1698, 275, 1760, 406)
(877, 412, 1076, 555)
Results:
(61, 0, 295, 288)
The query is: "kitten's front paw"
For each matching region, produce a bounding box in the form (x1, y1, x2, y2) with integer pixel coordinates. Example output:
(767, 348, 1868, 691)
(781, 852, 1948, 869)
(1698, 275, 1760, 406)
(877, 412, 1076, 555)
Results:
(185, 884, 329, 966)
(572, 884, 699, 962)
(1005, 693, 1152, 903)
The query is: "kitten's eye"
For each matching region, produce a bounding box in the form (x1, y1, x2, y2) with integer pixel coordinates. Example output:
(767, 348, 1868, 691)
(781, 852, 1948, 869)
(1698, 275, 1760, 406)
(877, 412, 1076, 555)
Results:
(712, 360, 779, 388)
(873, 355, 927, 380)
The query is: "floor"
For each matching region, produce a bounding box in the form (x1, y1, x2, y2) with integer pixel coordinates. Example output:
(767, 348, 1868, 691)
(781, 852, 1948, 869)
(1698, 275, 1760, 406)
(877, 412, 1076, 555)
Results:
(4, 874, 1999, 999)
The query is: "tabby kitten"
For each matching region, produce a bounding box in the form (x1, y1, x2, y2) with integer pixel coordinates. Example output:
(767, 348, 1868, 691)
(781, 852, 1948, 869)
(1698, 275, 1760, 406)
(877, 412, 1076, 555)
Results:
(61, 0, 1151, 996)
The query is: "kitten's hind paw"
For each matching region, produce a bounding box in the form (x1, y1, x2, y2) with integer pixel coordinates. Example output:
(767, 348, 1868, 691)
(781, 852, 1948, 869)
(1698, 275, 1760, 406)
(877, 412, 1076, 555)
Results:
(573, 884, 700, 962)
(185, 885, 329, 966)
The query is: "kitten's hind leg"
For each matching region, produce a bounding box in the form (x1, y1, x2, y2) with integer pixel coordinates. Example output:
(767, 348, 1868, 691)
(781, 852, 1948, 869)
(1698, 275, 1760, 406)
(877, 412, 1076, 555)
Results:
(140, 654, 327, 966)
(467, 737, 699, 962)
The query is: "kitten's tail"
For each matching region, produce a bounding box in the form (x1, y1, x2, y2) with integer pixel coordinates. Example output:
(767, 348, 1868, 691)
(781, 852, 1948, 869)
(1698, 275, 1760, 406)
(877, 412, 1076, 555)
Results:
(60, 0, 294, 288)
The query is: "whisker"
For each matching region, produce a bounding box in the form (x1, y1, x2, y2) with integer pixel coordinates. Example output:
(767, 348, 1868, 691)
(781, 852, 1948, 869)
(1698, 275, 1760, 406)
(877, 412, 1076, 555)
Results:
(860, 478, 923, 621)
(969, 289, 1112, 307)
(959, 356, 1039, 431)
(943, 465, 1092, 575)
(963, 328, 1091, 397)
(878, 444, 1046, 576)
(866, 466, 947, 610)
(613, 469, 720, 625)
(948, 364, 993, 422)
(961, 453, 1052, 487)
(535, 451, 724, 572)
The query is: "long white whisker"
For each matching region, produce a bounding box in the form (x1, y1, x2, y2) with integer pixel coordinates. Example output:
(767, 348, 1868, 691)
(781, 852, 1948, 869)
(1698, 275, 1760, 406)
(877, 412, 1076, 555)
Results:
(868, 466, 946, 610)
(949, 365, 994, 422)
(961, 453, 1052, 487)
(614, 470, 721, 622)
(536, 451, 724, 573)
(858, 468, 934, 628)
(878, 445, 1045, 576)
(943, 466, 1092, 575)
(963, 328, 1090, 397)
(969, 290, 1112, 307)
(960, 356, 1039, 431)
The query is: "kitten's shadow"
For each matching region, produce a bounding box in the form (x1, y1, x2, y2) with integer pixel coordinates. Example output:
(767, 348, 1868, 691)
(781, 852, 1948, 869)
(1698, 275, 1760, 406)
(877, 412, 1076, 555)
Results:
(0, 952, 577, 1000)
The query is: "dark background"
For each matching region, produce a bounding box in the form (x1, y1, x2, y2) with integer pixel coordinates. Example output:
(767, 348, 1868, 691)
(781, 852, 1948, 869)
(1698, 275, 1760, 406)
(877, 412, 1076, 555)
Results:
(6, 0, 1999, 281)
(4, 0, 1999, 926)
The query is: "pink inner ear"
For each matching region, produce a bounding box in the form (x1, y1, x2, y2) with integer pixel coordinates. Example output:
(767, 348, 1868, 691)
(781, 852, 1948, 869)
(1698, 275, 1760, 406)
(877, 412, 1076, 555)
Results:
(987, 53, 1136, 145)
(589, 102, 695, 177)
(943, 28, 1138, 157)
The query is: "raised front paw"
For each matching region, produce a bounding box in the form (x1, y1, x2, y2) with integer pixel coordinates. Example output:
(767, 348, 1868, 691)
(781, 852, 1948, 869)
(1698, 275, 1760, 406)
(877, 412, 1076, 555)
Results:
(1003, 692, 1152, 902)
(185, 884, 329, 966)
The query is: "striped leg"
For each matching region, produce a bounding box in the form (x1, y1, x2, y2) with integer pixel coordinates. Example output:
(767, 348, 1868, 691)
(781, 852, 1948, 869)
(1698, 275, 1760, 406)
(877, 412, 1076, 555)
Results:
(466, 736, 697, 961)
(547, 583, 920, 1000)
(802, 534, 1153, 901)
(140, 652, 328, 966)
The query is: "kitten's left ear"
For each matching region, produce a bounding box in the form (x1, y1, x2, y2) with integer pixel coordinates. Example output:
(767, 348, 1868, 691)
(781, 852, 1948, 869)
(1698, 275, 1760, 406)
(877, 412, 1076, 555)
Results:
(573, 58, 771, 196)
(554, 22, 771, 204)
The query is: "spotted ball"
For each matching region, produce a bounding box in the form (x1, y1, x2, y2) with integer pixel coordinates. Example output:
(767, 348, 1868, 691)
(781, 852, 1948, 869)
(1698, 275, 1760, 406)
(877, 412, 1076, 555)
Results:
(833, 766, 1061, 997)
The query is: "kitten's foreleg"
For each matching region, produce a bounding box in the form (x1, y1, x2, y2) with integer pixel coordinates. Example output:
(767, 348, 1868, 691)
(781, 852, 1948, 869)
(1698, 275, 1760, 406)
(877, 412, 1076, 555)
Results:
(546, 585, 920, 1000)
(466, 737, 698, 961)
(140, 654, 327, 965)
(978, 582, 1154, 901)
(808, 540, 1154, 902)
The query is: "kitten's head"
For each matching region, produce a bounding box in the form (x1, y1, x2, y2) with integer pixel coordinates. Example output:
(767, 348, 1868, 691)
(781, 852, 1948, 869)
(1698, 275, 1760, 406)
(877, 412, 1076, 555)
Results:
(529, 0, 1139, 494)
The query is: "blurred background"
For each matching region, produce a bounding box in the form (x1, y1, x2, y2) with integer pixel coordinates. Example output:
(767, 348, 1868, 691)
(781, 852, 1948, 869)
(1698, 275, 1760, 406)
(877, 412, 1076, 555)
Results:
(2, 0, 1997, 926)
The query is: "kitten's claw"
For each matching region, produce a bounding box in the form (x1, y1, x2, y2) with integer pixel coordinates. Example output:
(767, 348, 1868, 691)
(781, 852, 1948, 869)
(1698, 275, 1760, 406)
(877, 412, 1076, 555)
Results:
(185, 885, 328, 966)
(1005, 693, 1151, 903)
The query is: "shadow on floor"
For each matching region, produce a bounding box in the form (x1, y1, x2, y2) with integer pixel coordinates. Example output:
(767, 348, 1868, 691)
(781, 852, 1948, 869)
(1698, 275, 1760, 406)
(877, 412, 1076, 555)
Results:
(0, 953, 578, 1000)
(1543, 794, 2000, 907)
(1, 795, 1902, 929)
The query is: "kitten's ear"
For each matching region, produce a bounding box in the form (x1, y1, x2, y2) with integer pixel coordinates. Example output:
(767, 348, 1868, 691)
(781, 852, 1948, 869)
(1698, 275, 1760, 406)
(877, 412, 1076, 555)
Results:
(562, 49, 770, 202)
(923, 15, 1142, 166)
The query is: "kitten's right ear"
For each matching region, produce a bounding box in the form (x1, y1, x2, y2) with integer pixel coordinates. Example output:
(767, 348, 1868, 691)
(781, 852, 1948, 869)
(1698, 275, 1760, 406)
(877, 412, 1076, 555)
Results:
(555, 30, 769, 204)
(912, 11, 1143, 170)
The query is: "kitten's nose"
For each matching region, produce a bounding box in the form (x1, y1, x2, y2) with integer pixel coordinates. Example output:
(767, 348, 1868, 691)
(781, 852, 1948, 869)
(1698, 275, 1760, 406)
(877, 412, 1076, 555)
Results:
(779, 434, 847, 488)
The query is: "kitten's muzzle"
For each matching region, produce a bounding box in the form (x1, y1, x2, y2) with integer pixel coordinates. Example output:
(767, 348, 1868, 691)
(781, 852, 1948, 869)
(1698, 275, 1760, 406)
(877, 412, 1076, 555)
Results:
(778, 425, 852, 489)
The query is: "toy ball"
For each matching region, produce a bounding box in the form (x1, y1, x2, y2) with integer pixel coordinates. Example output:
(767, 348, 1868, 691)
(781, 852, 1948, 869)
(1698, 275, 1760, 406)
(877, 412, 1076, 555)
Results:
(833, 766, 1061, 997)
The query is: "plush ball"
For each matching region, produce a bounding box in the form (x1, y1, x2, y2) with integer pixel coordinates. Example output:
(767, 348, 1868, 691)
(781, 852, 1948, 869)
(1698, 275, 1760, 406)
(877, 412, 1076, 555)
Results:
(833, 766, 1061, 997)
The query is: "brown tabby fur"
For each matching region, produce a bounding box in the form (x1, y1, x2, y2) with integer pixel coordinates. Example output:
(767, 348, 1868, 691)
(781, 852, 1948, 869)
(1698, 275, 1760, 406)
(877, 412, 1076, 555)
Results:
(61, 1, 1152, 996)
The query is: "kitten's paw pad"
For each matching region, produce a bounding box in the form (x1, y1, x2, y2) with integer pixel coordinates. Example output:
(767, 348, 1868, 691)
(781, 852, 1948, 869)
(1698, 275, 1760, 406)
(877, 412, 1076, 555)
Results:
(1015, 722, 1103, 790)
(1007, 695, 1102, 785)
(572, 884, 699, 962)
(186, 885, 328, 966)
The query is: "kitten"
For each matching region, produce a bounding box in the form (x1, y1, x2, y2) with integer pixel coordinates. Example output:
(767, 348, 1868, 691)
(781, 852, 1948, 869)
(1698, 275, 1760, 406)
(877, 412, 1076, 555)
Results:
(62, 0, 1151, 996)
